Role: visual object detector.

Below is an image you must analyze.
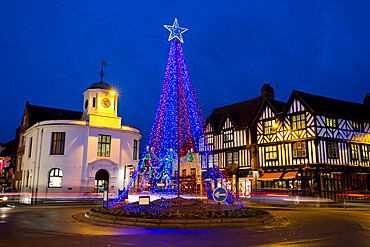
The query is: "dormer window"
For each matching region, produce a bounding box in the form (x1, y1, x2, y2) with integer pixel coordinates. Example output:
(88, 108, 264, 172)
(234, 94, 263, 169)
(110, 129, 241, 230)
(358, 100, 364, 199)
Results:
(291, 113, 306, 131)
(326, 117, 337, 128)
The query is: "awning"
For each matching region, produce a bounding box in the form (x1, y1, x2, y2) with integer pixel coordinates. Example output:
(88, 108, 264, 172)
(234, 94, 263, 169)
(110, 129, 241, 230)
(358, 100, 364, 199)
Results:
(258, 172, 283, 181)
(282, 171, 298, 179)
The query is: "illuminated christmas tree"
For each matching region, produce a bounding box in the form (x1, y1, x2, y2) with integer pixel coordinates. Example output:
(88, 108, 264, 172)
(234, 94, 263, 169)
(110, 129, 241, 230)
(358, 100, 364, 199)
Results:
(110, 19, 237, 207)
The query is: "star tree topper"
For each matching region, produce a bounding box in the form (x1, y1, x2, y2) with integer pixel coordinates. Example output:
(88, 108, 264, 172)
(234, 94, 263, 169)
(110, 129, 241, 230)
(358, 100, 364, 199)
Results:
(164, 18, 188, 43)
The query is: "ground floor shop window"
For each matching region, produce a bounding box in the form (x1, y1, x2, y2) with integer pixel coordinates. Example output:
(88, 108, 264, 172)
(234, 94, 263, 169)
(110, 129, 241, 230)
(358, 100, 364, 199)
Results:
(322, 173, 342, 191)
(350, 173, 368, 190)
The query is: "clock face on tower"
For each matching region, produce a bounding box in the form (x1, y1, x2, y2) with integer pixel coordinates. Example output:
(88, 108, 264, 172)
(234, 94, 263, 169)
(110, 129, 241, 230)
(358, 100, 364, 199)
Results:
(101, 98, 111, 108)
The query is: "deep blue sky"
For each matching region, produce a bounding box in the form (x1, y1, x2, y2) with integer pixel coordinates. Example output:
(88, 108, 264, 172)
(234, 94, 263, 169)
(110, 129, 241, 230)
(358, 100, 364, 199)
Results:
(1, 1, 369, 152)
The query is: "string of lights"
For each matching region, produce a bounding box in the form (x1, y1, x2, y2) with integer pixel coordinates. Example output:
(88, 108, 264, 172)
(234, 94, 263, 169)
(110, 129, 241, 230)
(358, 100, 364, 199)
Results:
(0, 44, 168, 95)
(108, 38, 244, 210)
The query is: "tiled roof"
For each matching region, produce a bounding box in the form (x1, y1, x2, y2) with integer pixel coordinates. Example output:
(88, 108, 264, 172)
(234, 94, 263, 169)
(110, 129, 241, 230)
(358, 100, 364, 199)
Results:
(207, 96, 263, 132)
(207, 96, 285, 132)
(294, 91, 370, 121)
(27, 103, 82, 127)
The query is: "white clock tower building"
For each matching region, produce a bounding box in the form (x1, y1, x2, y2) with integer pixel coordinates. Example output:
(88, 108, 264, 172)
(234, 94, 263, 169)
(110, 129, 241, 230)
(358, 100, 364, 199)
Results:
(19, 60, 141, 204)
(82, 65, 121, 129)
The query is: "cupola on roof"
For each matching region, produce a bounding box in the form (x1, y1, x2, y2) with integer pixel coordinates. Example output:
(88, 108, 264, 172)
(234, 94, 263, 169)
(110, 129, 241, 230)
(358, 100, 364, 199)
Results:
(87, 81, 112, 90)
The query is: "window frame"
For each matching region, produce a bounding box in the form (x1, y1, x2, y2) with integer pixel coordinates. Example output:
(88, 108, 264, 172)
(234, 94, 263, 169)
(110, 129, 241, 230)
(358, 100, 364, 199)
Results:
(326, 117, 338, 128)
(361, 145, 369, 161)
(206, 133, 214, 145)
(97, 134, 111, 157)
(292, 141, 307, 158)
(28, 137, 33, 158)
(133, 139, 138, 160)
(265, 145, 278, 160)
(352, 121, 363, 132)
(291, 113, 306, 131)
(48, 168, 63, 188)
(223, 129, 234, 143)
(327, 141, 339, 159)
(263, 119, 277, 135)
(226, 151, 239, 166)
(50, 132, 66, 155)
(350, 143, 359, 160)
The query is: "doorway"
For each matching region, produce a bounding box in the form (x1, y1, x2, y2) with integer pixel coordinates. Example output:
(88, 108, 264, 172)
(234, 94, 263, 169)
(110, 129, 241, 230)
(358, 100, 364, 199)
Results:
(95, 169, 109, 193)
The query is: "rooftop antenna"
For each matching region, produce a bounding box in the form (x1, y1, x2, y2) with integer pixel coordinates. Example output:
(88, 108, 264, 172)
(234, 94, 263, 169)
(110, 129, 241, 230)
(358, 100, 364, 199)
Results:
(274, 83, 279, 98)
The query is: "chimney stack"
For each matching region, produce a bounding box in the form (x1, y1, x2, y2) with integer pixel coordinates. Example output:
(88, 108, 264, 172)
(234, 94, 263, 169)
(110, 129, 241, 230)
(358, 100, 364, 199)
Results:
(364, 93, 370, 106)
(261, 83, 274, 100)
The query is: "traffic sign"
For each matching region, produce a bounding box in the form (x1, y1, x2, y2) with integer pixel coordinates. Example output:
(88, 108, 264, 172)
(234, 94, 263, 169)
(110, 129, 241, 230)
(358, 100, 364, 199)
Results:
(129, 167, 135, 174)
(249, 175, 254, 181)
(213, 187, 227, 202)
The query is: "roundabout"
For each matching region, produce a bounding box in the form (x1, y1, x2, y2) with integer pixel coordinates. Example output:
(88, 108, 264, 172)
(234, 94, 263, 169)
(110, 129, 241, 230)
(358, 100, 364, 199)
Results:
(83, 197, 275, 228)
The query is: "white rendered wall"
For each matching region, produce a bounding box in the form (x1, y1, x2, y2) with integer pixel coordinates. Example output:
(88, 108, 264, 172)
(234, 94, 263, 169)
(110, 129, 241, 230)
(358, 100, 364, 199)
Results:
(21, 120, 140, 203)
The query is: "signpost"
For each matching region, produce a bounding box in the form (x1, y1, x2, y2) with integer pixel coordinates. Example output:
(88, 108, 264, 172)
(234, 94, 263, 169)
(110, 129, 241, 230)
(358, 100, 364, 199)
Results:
(213, 187, 227, 210)
(103, 190, 108, 208)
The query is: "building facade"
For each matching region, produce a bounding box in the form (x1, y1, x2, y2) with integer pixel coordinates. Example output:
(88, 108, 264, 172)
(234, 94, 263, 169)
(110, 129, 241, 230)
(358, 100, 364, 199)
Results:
(255, 90, 370, 201)
(201, 85, 370, 201)
(19, 81, 141, 203)
(200, 84, 283, 196)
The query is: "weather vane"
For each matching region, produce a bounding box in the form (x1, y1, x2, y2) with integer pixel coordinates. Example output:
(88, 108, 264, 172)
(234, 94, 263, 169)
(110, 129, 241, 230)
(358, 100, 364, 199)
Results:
(164, 18, 188, 43)
(97, 57, 108, 82)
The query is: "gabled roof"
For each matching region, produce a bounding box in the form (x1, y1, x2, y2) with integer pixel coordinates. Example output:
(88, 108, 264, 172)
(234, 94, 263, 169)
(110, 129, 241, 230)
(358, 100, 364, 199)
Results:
(27, 103, 83, 127)
(293, 90, 370, 121)
(267, 98, 286, 113)
(207, 96, 264, 132)
(252, 98, 286, 125)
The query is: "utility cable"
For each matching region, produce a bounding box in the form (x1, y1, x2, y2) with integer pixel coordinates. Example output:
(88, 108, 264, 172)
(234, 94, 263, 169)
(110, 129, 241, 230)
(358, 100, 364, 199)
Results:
(50, 0, 166, 41)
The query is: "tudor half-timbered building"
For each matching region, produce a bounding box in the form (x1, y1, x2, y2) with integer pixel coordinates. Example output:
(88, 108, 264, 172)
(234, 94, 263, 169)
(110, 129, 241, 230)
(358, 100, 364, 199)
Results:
(200, 84, 283, 196)
(255, 90, 370, 201)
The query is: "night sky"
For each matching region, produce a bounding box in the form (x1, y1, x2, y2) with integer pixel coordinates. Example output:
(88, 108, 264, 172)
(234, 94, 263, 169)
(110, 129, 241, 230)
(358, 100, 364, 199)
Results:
(1, 1, 369, 152)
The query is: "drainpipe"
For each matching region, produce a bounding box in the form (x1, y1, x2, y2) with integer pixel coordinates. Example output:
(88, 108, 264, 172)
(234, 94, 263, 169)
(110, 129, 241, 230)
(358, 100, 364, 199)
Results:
(31, 126, 40, 204)
(35, 128, 43, 204)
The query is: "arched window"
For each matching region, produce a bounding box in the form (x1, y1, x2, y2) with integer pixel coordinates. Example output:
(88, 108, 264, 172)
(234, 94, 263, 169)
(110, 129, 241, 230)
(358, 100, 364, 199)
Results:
(92, 97, 96, 107)
(48, 168, 63, 188)
(85, 99, 88, 109)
